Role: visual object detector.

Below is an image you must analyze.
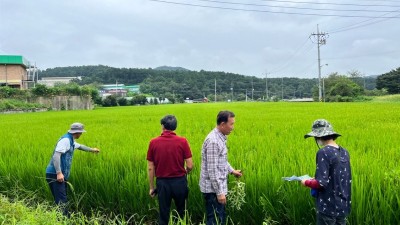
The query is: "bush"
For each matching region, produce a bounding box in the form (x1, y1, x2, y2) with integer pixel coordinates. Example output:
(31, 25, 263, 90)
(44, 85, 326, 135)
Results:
(130, 95, 147, 105)
(102, 95, 118, 107)
(364, 88, 388, 96)
(0, 86, 29, 99)
(117, 97, 129, 106)
(0, 99, 44, 111)
(31, 84, 52, 97)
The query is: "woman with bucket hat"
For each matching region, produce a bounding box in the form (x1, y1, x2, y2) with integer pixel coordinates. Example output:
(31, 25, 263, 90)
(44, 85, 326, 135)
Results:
(45, 122, 100, 216)
(301, 119, 352, 225)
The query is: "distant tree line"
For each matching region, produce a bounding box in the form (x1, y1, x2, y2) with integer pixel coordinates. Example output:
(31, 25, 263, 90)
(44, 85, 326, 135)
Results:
(39, 66, 325, 100)
(38, 65, 399, 102)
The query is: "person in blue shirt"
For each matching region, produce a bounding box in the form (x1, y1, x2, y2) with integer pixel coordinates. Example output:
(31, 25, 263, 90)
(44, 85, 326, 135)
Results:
(301, 119, 351, 225)
(45, 122, 100, 216)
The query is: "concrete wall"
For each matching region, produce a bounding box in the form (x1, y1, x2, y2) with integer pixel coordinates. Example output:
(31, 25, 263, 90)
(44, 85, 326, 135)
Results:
(33, 96, 94, 110)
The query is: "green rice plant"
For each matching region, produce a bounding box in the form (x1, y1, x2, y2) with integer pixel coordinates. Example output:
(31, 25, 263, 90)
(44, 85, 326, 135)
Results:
(228, 179, 246, 210)
(0, 102, 400, 224)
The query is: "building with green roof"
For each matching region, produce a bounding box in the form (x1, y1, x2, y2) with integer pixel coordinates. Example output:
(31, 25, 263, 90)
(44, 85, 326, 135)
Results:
(0, 55, 38, 89)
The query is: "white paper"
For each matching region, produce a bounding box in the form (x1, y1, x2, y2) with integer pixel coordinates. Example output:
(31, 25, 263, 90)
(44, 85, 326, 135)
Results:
(282, 174, 312, 182)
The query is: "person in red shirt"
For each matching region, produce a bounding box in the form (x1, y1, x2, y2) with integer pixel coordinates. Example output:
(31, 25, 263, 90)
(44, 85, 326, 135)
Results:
(147, 115, 193, 225)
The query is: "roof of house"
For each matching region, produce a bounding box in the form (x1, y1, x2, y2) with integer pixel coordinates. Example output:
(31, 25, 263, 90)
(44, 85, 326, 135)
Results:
(0, 55, 30, 68)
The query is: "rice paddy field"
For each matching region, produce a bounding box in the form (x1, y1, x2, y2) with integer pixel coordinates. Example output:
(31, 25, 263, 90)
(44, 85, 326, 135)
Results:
(0, 102, 400, 225)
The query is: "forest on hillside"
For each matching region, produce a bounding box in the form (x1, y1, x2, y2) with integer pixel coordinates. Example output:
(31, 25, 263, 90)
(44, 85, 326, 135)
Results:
(39, 65, 377, 101)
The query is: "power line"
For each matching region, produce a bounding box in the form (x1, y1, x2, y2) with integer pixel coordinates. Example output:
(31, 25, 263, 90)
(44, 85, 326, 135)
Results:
(328, 10, 400, 33)
(359, 0, 400, 2)
(269, 37, 315, 74)
(258, 0, 400, 7)
(194, 0, 400, 13)
(147, 0, 400, 18)
(358, 0, 400, 2)
(325, 49, 400, 60)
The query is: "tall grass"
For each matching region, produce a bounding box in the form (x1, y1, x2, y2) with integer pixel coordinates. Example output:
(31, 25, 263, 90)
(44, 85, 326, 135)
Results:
(0, 102, 399, 224)
(0, 191, 148, 225)
(372, 94, 400, 102)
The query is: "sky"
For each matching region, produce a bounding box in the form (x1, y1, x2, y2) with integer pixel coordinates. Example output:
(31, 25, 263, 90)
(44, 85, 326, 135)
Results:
(0, 0, 399, 78)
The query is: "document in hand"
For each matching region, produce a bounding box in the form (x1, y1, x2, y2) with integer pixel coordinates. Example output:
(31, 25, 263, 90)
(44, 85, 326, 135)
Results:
(282, 174, 312, 182)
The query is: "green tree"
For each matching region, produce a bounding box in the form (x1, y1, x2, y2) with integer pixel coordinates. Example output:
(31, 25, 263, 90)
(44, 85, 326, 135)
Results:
(117, 97, 128, 106)
(102, 95, 118, 107)
(0, 86, 28, 99)
(131, 95, 147, 105)
(31, 84, 52, 96)
(319, 73, 363, 102)
(376, 67, 400, 94)
(164, 92, 175, 104)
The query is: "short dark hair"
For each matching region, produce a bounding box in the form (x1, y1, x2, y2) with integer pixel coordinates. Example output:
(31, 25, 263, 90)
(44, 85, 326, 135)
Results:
(161, 115, 177, 131)
(217, 111, 235, 125)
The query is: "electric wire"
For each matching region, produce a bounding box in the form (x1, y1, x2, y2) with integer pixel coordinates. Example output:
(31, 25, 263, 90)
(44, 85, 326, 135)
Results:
(269, 38, 315, 74)
(327, 8, 400, 33)
(257, 0, 400, 7)
(195, 0, 400, 13)
(147, 0, 400, 18)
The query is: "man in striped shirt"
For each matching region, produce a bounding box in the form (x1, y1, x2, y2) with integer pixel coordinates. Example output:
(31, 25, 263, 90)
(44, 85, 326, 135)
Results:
(199, 110, 242, 225)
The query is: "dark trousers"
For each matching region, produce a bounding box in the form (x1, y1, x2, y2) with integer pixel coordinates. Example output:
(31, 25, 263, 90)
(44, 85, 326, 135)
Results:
(46, 173, 69, 216)
(317, 212, 347, 225)
(203, 193, 226, 225)
(156, 176, 188, 225)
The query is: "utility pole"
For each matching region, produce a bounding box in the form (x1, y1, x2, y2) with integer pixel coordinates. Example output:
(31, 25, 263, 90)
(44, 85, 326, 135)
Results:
(116, 80, 118, 96)
(230, 87, 233, 102)
(265, 75, 268, 100)
(311, 24, 328, 102)
(5, 65, 8, 87)
(322, 77, 325, 102)
(363, 76, 366, 89)
(35, 63, 39, 88)
(214, 78, 217, 103)
(281, 77, 283, 100)
(251, 78, 254, 101)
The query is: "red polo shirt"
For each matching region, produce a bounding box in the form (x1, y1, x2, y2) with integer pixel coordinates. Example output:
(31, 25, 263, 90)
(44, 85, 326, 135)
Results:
(147, 130, 192, 178)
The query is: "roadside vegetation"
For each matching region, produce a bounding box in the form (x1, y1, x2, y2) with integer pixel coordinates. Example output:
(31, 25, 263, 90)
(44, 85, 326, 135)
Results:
(372, 94, 400, 102)
(0, 84, 99, 112)
(0, 193, 147, 225)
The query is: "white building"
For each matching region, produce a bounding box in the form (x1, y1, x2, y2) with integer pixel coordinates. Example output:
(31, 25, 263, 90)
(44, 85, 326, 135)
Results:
(38, 76, 82, 87)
